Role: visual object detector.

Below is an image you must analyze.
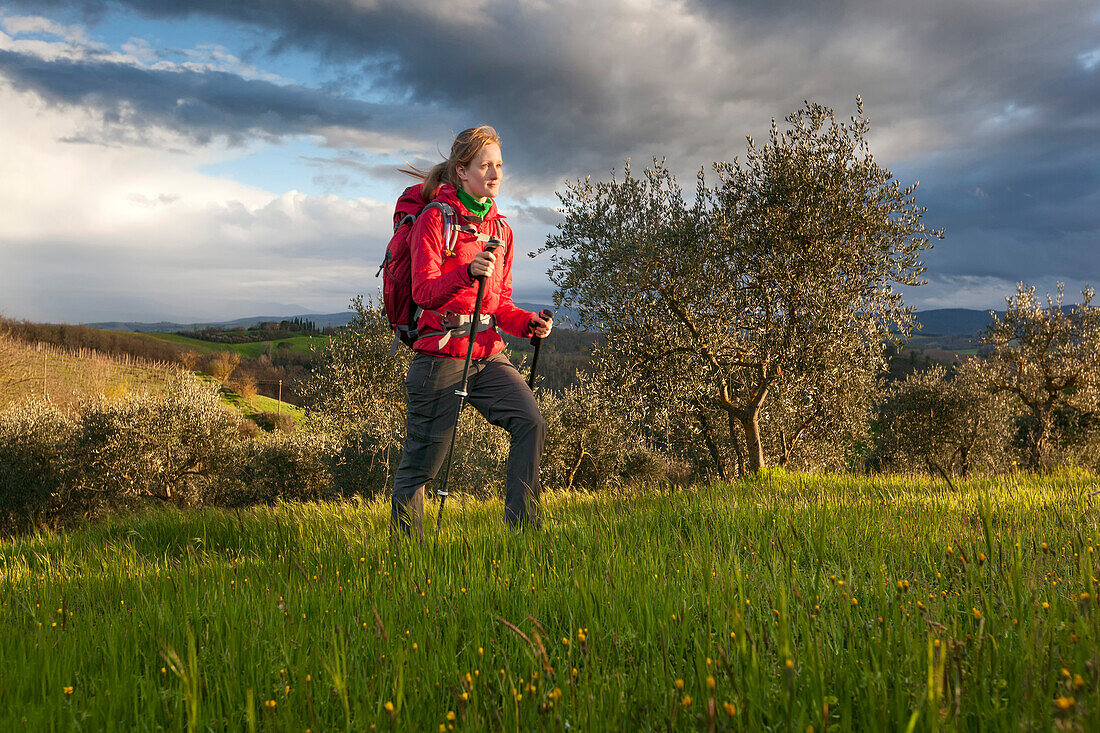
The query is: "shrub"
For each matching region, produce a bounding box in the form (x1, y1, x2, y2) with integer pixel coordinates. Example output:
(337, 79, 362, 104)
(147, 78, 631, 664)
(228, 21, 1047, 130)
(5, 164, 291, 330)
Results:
(207, 352, 241, 383)
(65, 375, 243, 509)
(300, 296, 409, 467)
(178, 350, 200, 371)
(254, 410, 295, 433)
(0, 400, 71, 531)
(538, 370, 663, 491)
(330, 430, 397, 498)
(235, 374, 258, 403)
(870, 363, 1013, 475)
(978, 283, 1100, 469)
(212, 432, 338, 507)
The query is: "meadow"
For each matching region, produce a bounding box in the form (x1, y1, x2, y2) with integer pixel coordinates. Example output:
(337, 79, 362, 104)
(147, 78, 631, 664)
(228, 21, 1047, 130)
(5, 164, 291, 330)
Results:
(2, 472, 1098, 731)
(138, 332, 329, 358)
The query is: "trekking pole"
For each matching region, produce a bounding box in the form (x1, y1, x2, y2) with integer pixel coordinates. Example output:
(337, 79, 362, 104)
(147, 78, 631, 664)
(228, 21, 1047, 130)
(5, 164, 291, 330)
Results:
(527, 309, 554, 390)
(436, 239, 502, 528)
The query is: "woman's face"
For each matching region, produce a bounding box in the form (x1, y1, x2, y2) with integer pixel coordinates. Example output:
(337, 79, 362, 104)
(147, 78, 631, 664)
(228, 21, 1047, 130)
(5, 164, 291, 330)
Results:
(456, 143, 503, 201)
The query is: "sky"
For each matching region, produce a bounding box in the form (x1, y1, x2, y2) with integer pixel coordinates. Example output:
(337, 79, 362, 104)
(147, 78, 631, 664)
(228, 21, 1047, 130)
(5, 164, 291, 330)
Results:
(0, 0, 1098, 324)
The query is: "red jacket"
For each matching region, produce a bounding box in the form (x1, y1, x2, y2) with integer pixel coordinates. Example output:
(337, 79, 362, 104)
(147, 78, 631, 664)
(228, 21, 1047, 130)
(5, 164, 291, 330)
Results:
(410, 184, 535, 358)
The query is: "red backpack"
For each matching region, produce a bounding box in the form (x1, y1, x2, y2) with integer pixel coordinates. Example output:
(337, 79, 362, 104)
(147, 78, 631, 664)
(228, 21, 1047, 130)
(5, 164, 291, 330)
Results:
(377, 183, 455, 352)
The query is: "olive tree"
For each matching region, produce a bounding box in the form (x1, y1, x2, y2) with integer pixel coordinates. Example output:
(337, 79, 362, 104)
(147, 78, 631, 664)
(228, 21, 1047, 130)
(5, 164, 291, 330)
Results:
(871, 363, 1013, 476)
(978, 283, 1100, 469)
(763, 355, 876, 471)
(541, 99, 939, 472)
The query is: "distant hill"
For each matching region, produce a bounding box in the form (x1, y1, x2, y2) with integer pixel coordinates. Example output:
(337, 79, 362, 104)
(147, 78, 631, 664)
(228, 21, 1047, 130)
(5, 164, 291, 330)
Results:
(86, 313, 356, 333)
(913, 308, 998, 337)
(512, 302, 580, 327)
(87, 303, 576, 333)
(86, 306, 1005, 338)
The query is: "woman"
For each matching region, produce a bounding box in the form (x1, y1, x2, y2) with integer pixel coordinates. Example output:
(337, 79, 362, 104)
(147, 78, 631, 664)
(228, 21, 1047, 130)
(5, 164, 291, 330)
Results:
(392, 125, 553, 537)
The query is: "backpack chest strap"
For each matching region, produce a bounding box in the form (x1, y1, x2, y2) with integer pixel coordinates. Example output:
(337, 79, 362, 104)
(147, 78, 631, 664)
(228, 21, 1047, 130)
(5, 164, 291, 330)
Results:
(456, 220, 506, 247)
(419, 311, 497, 350)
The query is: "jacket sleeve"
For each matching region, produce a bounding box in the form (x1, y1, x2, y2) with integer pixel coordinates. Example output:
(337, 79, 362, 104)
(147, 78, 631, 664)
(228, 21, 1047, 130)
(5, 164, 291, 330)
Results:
(492, 224, 537, 338)
(410, 205, 475, 310)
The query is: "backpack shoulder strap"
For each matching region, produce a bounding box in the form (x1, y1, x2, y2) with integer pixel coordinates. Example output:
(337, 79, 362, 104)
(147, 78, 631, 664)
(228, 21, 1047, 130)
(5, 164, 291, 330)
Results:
(420, 200, 455, 239)
(420, 202, 456, 251)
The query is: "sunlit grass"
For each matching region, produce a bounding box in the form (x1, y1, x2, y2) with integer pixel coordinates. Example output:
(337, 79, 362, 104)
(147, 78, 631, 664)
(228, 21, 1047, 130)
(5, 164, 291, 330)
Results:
(139, 332, 329, 357)
(2, 470, 1098, 730)
(0, 333, 173, 412)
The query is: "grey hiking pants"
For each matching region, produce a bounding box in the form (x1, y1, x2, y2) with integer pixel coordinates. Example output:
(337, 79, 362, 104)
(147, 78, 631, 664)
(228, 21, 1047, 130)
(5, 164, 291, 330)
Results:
(391, 351, 546, 537)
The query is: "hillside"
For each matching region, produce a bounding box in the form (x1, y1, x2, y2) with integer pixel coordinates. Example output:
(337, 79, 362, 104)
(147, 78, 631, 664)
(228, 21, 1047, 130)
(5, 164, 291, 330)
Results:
(138, 332, 328, 358)
(913, 308, 996, 336)
(0, 318, 317, 405)
(0, 332, 300, 428)
(83, 303, 576, 334)
(0, 332, 174, 412)
(7, 309, 985, 399)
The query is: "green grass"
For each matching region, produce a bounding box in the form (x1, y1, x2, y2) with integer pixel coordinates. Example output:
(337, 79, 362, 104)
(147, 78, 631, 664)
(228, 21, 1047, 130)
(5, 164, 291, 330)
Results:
(137, 332, 328, 357)
(129, 332, 226, 355)
(192, 373, 306, 425)
(2, 472, 1099, 730)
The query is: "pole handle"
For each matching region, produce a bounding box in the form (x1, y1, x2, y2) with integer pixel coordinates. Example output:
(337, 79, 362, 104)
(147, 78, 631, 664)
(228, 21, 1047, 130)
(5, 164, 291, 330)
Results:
(529, 309, 554, 346)
(527, 309, 554, 390)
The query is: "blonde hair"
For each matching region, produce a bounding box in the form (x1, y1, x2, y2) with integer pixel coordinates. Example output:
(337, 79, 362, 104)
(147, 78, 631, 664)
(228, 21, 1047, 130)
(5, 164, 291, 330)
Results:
(401, 125, 502, 202)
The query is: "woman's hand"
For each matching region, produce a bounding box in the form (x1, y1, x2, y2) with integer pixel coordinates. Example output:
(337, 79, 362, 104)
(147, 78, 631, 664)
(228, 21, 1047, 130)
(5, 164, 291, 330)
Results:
(530, 313, 553, 338)
(468, 250, 496, 279)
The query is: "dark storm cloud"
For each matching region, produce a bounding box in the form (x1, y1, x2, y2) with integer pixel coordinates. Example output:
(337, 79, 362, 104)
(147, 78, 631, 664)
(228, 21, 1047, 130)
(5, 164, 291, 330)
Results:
(0, 46, 440, 147)
(5, 0, 714, 178)
(6, 0, 1100, 292)
(898, 87, 1100, 287)
(10, 1, 1098, 172)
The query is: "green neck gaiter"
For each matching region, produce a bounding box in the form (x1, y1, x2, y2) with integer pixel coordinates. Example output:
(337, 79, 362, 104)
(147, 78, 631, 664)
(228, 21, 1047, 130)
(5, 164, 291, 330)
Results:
(456, 186, 493, 220)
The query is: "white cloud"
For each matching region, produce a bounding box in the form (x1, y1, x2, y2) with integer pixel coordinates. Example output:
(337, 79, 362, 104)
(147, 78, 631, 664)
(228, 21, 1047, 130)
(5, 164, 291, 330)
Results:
(0, 14, 87, 42)
(1079, 47, 1100, 71)
(3, 2, 1099, 321)
(903, 274, 1095, 311)
(0, 80, 394, 322)
(172, 44, 288, 83)
(0, 19, 289, 83)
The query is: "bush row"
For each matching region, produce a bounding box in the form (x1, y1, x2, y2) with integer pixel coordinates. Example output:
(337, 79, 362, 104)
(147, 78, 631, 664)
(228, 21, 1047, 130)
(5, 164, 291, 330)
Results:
(0, 368, 670, 534)
(0, 376, 337, 533)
